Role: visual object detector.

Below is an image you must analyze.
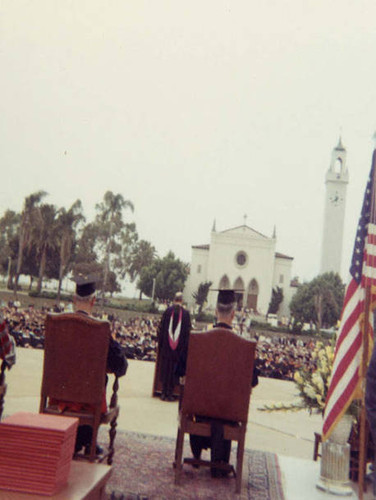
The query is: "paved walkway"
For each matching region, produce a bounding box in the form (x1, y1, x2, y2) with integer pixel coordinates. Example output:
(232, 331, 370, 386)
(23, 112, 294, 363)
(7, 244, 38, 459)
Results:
(4, 348, 374, 499)
(4, 347, 322, 459)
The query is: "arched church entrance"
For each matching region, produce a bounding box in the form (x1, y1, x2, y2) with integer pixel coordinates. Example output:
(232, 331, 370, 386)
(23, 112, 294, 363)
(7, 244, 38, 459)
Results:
(218, 275, 230, 289)
(247, 279, 259, 311)
(233, 277, 245, 308)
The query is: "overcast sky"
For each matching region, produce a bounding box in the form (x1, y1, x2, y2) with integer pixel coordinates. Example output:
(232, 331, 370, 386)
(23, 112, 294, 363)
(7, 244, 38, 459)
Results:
(2, 0, 376, 289)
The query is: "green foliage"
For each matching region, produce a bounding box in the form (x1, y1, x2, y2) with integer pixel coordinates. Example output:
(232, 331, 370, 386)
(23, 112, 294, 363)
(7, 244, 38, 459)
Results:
(192, 281, 212, 313)
(126, 240, 157, 283)
(195, 311, 215, 323)
(290, 272, 345, 331)
(29, 290, 72, 301)
(138, 251, 189, 301)
(260, 341, 359, 418)
(267, 286, 284, 314)
(14, 191, 47, 293)
(0, 210, 20, 278)
(92, 191, 136, 295)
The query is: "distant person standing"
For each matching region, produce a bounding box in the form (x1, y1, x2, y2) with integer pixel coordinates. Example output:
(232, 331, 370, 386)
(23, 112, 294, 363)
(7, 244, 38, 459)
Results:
(157, 292, 191, 401)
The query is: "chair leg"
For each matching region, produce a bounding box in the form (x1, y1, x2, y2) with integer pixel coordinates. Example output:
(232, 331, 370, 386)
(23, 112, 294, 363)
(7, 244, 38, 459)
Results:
(108, 416, 118, 465)
(235, 432, 246, 494)
(313, 432, 321, 461)
(175, 426, 185, 485)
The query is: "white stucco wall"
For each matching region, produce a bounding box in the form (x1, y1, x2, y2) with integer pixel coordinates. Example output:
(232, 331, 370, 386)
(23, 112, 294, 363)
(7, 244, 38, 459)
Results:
(272, 256, 294, 318)
(183, 247, 209, 308)
(183, 225, 295, 318)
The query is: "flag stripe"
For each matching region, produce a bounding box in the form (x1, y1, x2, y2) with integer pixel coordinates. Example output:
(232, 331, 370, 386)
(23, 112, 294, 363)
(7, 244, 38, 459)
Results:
(323, 148, 376, 441)
(325, 327, 362, 404)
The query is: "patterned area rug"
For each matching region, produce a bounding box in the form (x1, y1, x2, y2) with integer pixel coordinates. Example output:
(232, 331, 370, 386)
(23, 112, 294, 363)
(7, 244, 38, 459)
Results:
(101, 430, 285, 500)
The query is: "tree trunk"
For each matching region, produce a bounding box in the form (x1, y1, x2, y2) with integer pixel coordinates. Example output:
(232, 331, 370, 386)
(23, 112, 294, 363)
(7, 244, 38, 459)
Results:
(14, 226, 26, 298)
(36, 246, 47, 294)
(29, 276, 33, 290)
(7, 272, 13, 290)
(56, 277, 62, 303)
(56, 262, 65, 304)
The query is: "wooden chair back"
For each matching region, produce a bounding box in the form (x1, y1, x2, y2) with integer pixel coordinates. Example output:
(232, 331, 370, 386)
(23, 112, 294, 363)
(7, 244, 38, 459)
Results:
(175, 328, 257, 493)
(182, 328, 256, 422)
(40, 313, 110, 407)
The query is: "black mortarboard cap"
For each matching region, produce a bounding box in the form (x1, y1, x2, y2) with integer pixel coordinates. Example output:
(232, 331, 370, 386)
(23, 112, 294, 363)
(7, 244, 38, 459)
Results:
(211, 288, 243, 306)
(217, 289, 236, 306)
(72, 273, 97, 297)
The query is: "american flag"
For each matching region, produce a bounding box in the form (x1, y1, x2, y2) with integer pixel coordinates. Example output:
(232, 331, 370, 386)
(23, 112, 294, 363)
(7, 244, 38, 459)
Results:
(322, 149, 376, 441)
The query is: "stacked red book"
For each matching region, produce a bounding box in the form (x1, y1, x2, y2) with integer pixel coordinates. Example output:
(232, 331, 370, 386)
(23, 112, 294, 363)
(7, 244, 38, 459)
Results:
(0, 412, 78, 495)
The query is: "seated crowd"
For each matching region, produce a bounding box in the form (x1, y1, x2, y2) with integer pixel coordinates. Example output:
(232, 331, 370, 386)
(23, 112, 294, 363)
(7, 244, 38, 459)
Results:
(1, 302, 324, 381)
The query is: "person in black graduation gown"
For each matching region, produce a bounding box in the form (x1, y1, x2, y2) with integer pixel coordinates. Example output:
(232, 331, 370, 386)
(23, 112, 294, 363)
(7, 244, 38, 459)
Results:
(157, 292, 191, 401)
(70, 274, 128, 454)
(189, 289, 258, 478)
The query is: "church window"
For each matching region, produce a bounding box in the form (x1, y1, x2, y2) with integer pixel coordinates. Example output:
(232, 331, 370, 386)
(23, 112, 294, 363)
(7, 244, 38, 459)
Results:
(197, 264, 201, 274)
(235, 251, 248, 267)
(279, 274, 284, 284)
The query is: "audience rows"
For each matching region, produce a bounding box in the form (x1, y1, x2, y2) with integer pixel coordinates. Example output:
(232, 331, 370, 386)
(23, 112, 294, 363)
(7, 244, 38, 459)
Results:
(1, 303, 324, 381)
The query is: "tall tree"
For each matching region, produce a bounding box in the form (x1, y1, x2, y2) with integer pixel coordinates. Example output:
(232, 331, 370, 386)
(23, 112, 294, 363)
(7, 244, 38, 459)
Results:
(127, 240, 157, 299)
(267, 286, 284, 315)
(192, 281, 212, 313)
(14, 191, 47, 296)
(94, 191, 135, 297)
(290, 272, 345, 331)
(138, 251, 189, 302)
(0, 210, 20, 288)
(33, 203, 58, 294)
(55, 200, 85, 302)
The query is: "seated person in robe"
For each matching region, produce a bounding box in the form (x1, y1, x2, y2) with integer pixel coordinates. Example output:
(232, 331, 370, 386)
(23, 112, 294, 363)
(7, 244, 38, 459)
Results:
(50, 274, 128, 455)
(189, 289, 258, 477)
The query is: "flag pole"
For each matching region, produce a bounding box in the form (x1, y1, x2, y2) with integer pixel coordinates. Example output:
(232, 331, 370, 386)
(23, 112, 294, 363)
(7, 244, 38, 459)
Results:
(358, 285, 371, 500)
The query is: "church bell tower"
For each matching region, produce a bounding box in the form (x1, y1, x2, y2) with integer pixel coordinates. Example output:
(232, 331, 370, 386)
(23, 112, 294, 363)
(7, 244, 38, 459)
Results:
(320, 137, 349, 275)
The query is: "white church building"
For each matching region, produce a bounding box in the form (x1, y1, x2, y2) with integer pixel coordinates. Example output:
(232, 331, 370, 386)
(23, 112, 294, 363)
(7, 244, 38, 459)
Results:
(183, 223, 297, 319)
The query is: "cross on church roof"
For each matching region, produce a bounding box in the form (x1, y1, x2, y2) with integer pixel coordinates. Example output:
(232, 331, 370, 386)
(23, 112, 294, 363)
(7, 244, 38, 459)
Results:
(243, 214, 247, 226)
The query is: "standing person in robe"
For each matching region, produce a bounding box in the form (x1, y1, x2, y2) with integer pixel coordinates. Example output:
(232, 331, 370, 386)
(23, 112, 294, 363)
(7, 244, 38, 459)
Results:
(157, 292, 191, 401)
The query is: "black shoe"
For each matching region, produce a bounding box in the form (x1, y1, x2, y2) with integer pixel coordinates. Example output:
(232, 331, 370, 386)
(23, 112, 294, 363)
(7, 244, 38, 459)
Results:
(160, 393, 166, 401)
(192, 451, 201, 469)
(167, 396, 175, 402)
(84, 444, 104, 456)
(211, 462, 230, 478)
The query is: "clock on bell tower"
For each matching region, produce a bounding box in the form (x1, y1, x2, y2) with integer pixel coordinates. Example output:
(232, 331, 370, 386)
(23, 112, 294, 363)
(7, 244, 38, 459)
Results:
(320, 137, 349, 275)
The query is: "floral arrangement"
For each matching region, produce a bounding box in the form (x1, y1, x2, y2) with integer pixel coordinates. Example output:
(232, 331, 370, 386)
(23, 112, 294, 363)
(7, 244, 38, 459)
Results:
(260, 341, 334, 414)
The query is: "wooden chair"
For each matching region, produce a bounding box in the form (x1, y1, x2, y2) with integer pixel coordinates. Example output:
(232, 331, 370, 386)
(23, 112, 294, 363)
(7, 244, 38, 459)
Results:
(39, 313, 120, 465)
(174, 328, 257, 493)
(0, 360, 7, 421)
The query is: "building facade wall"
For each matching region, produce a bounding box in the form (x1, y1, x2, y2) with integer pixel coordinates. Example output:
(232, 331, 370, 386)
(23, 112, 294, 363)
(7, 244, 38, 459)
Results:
(272, 256, 294, 319)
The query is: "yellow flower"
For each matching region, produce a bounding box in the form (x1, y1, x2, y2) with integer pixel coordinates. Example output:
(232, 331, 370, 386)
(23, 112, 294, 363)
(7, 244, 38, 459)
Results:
(312, 373, 324, 394)
(294, 372, 304, 384)
(303, 384, 317, 400)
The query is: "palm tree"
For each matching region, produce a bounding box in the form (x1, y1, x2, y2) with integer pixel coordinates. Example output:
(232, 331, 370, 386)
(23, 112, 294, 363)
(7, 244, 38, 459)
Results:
(14, 191, 47, 296)
(33, 203, 57, 294)
(56, 200, 85, 302)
